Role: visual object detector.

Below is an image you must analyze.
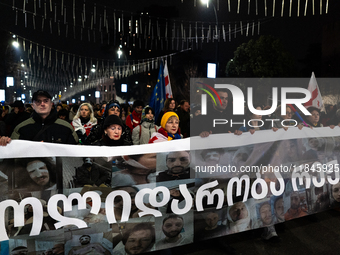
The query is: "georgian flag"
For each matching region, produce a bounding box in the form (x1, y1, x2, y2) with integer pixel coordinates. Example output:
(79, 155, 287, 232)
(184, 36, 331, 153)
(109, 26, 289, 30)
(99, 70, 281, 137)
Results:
(304, 72, 323, 110)
(164, 60, 173, 99)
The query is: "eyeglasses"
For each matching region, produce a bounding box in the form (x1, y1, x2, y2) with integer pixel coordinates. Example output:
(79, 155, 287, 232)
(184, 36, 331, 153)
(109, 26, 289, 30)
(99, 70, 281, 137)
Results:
(34, 99, 51, 105)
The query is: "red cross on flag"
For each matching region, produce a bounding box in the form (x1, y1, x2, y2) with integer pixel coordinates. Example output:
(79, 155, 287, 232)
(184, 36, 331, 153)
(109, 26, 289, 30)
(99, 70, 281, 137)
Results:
(164, 60, 173, 99)
(304, 72, 323, 110)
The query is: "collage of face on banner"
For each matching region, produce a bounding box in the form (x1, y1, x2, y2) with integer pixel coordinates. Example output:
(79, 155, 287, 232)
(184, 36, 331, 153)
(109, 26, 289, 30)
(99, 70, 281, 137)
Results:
(1, 133, 340, 254)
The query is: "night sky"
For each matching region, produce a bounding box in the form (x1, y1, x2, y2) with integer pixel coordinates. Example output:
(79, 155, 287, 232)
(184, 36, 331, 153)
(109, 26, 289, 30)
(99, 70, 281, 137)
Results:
(0, 0, 339, 101)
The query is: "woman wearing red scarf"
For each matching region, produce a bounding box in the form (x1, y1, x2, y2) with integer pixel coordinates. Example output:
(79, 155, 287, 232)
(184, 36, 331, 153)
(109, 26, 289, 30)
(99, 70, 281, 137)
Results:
(149, 112, 182, 143)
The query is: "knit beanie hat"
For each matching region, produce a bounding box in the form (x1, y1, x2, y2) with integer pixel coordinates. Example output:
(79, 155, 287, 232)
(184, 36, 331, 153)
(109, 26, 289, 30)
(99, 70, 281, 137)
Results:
(160, 111, 179, 129)
(103, 115, 123, 129)
(103, 100, 121, 119)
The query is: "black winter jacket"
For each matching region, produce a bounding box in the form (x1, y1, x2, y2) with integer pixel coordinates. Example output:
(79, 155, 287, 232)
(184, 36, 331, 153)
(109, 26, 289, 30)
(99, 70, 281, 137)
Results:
(11, 111, 78, 144)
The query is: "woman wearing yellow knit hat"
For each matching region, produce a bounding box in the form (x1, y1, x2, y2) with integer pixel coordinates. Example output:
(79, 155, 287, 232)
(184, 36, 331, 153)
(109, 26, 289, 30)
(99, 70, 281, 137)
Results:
(149, 111, 182, 143)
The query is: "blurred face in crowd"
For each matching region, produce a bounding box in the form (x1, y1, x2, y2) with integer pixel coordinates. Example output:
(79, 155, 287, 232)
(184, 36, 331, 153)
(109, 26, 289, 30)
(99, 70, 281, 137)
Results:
(33, 95, 52, 119)
(79, 235, 91, 245)
(58, 115, 66, 120)
(194, 109, 201, 116)
(108, 106, 120, 117)
(169, 100, 176, 111)
(170, 188, 181, 197)
(114, 187, 137, 211)
(105, 124, 122, 140)
(203, 151, 221, 165)
(125, 229, 153, 255)
(290, 192, 301, 209)
(306, 110, 320, 125)
(135, 106, 143, 114)
(162, 217, 183, 238)
(101, 104, 107, 113)
(282, 106, 294, 120)
(165, 116, 179, 135)
(51, 244, 64, 254)
(332, 182, 340, 202)
(56, 105, 63, 112)
(181, 102, 190, 112)
(275, 198, 285, 221)
(251, 106, 262, 120)
(135, 153, 157, 170)
(80, 105, 91, 118)
(26, 160, 50, 186)
(308, 138, 320, 149)
(229, 202, 248, 222)
(166, 151, 190, 174)
(145, 110, 154, 121)
(128, 153, 157, 176)
(260, 204, 272, 226)
(205, 212, 219, 229)
(214, 91, 228, 111)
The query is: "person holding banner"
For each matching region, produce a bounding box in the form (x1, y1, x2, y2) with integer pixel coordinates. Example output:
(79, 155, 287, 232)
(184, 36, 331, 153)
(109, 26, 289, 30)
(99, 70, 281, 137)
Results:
(0, 90, 78, 146)
(272, 105, 303, 131)
(303, 106, 323, 128)
(192, 88, 243, 137)
(92, 115, 128, 146)
(85, 99, 132, 146)
(149, 112, 182, 143)
(239, 105, 266, 134)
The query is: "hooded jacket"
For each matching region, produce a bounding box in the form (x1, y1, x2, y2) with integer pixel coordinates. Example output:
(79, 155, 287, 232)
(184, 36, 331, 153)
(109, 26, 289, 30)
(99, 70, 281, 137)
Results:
(132, 121, 159, 145)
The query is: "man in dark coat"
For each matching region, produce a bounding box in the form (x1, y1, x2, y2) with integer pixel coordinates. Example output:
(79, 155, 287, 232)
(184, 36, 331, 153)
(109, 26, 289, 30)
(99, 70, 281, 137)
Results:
(0, 90, 78, 145)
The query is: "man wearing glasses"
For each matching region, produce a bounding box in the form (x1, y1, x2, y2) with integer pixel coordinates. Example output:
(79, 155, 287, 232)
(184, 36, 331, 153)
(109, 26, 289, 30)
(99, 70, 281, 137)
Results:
(0, 90, 78, 145)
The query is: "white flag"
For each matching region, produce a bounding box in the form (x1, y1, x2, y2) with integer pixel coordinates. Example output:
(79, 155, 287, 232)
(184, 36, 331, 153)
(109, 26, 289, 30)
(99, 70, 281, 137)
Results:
(164, 60, 173, 99)
(304, 72, 323, 110)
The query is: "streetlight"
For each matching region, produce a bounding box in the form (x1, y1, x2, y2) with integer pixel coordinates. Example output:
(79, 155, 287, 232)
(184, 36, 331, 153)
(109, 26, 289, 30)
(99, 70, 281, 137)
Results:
(117, 48, 123, 59)
(201, 0, 219, 77)
(12, 41, 19, 49)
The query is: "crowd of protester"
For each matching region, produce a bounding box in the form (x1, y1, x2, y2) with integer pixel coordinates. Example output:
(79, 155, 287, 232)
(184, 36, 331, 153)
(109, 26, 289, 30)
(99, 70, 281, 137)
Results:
(1, 89, 340, 146)
(0, 90, 192, 146)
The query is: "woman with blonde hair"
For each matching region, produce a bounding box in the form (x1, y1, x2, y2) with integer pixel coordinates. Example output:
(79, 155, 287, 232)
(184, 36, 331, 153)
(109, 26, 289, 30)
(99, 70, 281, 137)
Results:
(72, 102, 97, 143)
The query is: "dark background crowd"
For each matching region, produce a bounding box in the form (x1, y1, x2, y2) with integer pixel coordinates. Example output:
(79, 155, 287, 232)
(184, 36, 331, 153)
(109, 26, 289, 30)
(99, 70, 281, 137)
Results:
(1, 89, 340, 146)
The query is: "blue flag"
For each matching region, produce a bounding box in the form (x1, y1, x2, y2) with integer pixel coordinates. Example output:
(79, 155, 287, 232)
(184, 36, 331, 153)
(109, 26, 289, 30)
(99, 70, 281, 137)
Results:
(149, 61, 166, 120)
